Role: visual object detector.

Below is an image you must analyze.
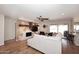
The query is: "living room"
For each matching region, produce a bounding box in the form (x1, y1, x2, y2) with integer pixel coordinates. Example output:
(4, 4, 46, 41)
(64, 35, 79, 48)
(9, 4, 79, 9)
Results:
(0, 4, 79, 54)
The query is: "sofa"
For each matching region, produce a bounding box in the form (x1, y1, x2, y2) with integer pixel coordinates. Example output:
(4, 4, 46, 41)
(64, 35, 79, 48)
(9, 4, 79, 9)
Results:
(27, 33, 62, 54)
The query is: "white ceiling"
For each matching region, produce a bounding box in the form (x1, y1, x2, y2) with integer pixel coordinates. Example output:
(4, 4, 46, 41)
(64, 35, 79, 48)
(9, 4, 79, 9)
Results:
(0, 4, 79, 20)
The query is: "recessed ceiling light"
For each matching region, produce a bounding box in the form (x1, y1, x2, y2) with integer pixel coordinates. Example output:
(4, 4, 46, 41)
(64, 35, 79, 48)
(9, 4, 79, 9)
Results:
(61, 13, 65, 15)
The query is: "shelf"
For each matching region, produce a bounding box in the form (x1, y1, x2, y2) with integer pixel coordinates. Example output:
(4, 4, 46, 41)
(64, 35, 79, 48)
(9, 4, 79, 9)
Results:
(19, 24, 29, 27)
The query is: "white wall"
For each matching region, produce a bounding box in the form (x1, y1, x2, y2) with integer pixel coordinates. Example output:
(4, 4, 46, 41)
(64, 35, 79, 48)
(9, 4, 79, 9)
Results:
(4, 16, 17, 41)
(73, 17, 79, 22)
(38, 21, 49, 33)
(0, 14, 4, 46)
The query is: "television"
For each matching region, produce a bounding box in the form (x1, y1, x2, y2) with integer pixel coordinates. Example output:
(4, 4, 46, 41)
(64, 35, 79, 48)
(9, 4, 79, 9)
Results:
(26, 32, 32, 37)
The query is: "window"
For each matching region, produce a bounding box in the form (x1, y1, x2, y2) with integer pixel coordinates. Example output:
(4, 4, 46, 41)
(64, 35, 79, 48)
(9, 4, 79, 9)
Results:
(74, 24, 79, 31)
(58, 25, 68, 35)
(50, 24, 68, 35)
(50, 25, 57, 33)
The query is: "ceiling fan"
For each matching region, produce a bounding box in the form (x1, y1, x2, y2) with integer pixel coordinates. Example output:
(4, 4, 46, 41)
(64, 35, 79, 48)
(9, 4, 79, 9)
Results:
(37, 16, 49, 21)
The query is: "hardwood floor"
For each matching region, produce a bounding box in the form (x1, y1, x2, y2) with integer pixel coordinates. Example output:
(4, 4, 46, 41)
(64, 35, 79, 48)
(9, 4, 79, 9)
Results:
(62, 39, 79, 54)
(0, 39, 79, 54)
(0, 39, 42, 54)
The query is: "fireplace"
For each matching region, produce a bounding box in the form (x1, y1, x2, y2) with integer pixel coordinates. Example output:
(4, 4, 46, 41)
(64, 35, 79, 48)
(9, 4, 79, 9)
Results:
(26, 32, 32, 37)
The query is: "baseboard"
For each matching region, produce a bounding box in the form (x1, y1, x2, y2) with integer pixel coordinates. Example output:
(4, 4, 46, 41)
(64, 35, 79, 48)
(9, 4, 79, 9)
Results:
(0, 42, 4, 46)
